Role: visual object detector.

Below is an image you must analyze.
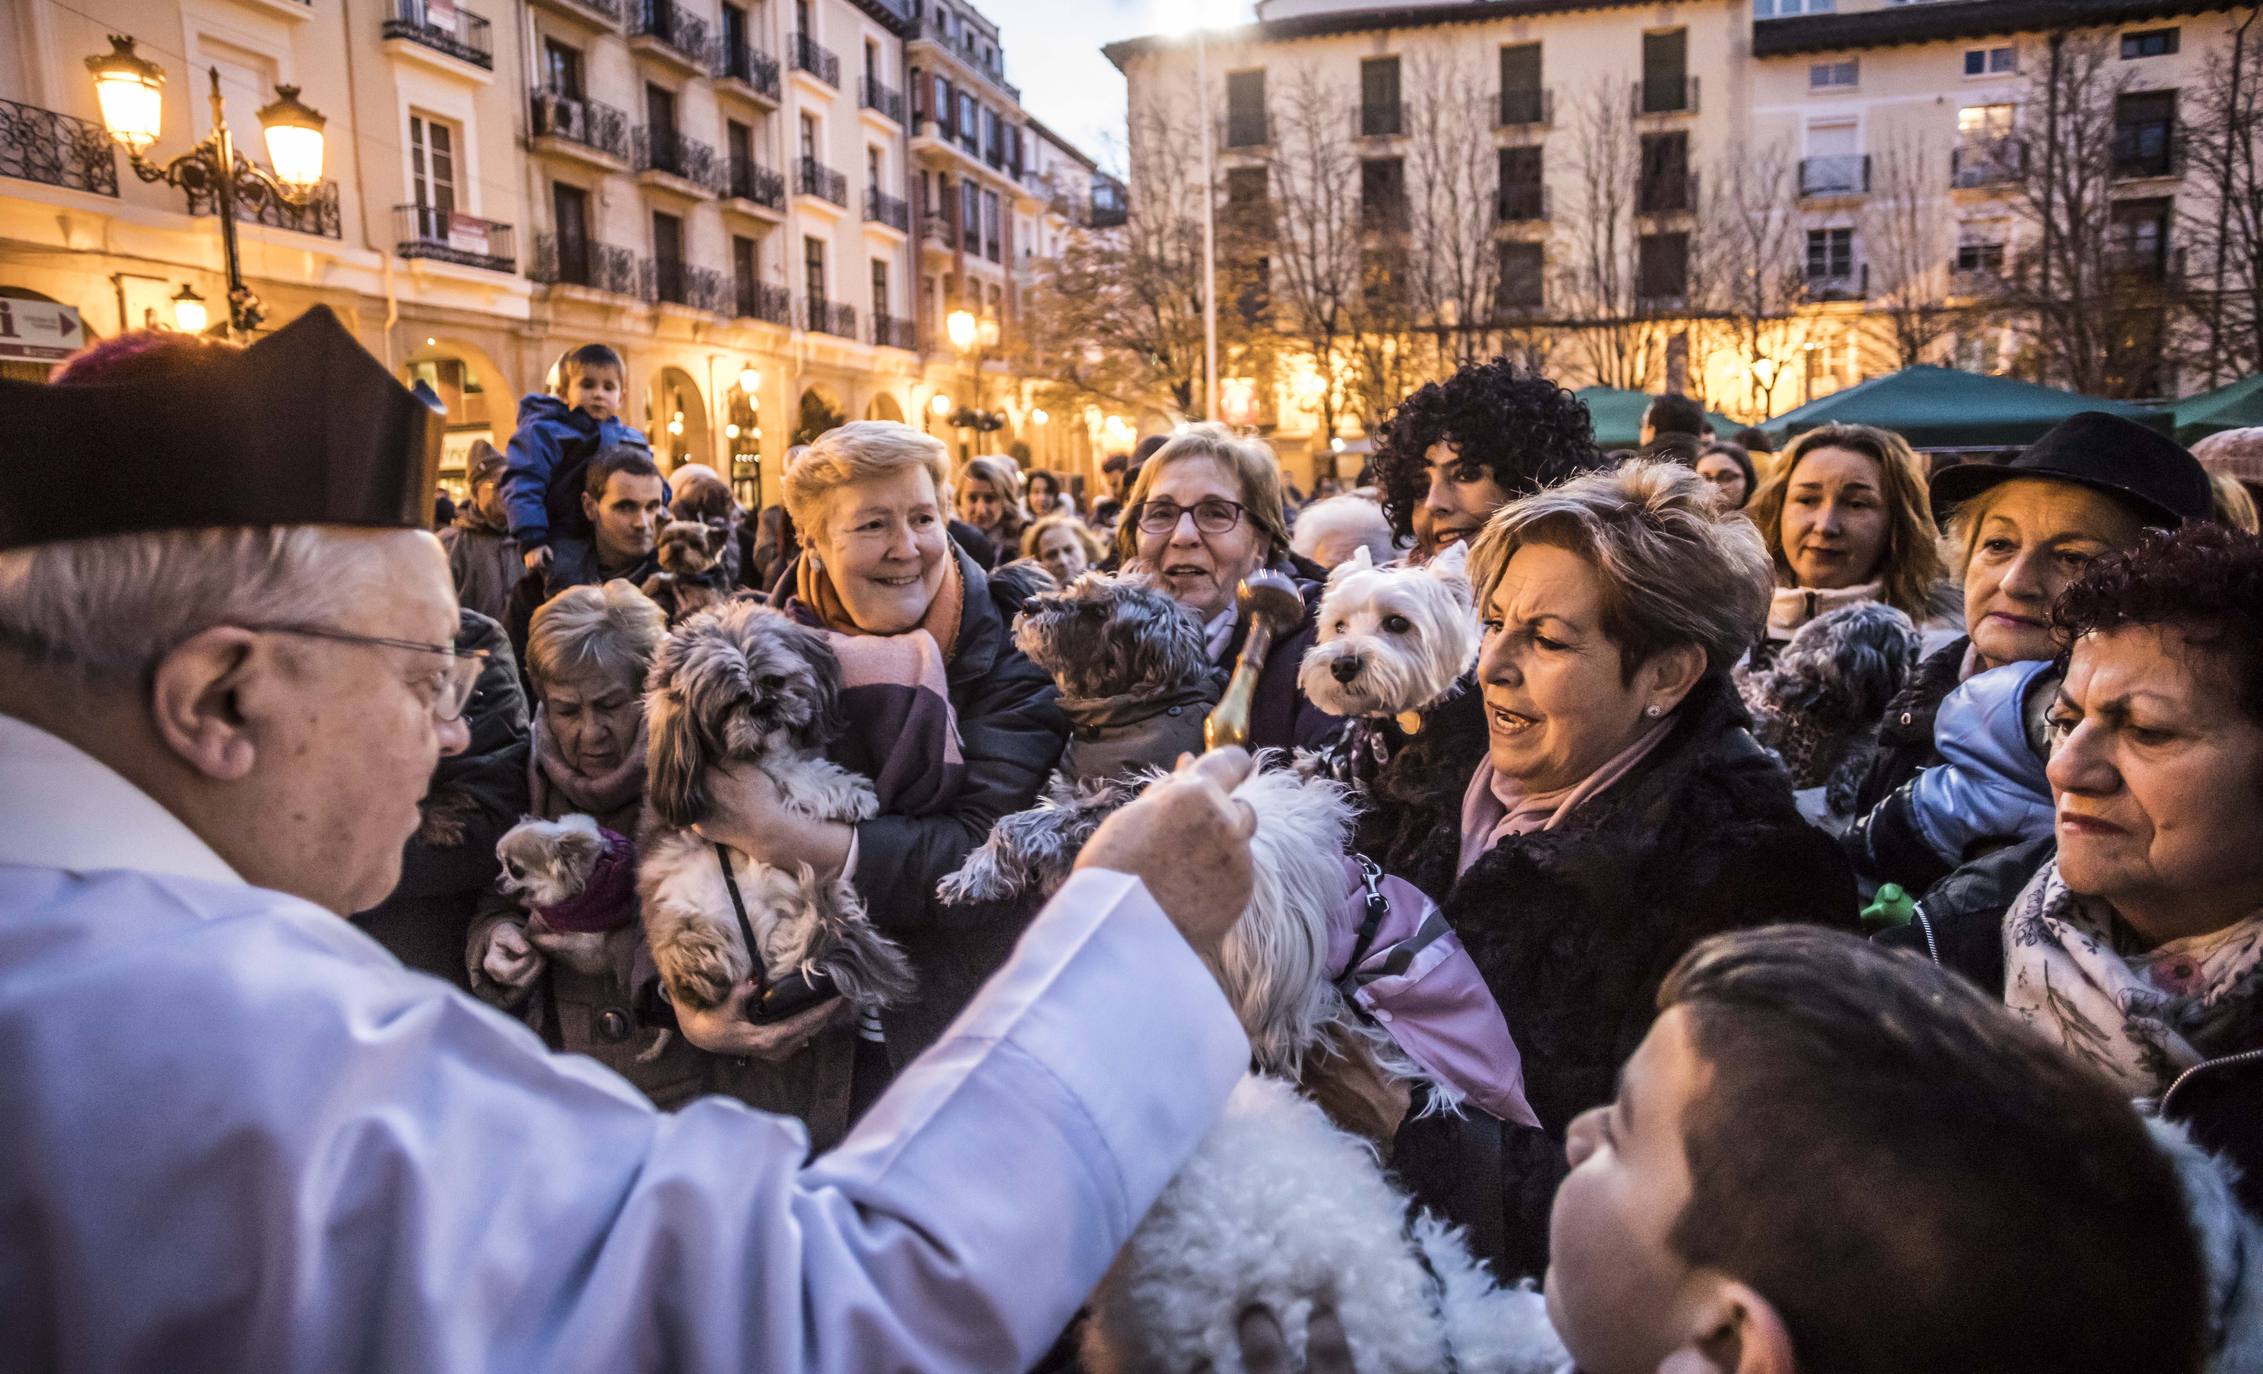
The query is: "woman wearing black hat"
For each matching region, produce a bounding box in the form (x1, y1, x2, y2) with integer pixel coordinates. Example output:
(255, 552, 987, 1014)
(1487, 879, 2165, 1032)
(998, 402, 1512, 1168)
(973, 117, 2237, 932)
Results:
(1843, 411, 2215, 848)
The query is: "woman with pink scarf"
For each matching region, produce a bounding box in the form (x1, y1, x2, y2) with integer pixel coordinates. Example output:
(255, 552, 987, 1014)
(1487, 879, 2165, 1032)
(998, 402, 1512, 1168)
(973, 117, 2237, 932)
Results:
(1360, 461, 1858, 1282)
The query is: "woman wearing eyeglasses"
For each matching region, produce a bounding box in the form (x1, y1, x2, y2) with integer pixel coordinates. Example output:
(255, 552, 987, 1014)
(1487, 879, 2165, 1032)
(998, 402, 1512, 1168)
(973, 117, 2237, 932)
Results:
(1115, 423, 1340, 753)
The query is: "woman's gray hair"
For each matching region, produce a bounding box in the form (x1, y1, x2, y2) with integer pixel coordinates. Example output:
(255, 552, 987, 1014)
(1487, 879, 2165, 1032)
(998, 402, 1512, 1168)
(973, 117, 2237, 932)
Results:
(1290, 495, 1399, 567)
(525, 579, 667, 694)
(0, 526, 385, 683)
(1469, 459, 1772, 679)
(782, 421, 950, 538)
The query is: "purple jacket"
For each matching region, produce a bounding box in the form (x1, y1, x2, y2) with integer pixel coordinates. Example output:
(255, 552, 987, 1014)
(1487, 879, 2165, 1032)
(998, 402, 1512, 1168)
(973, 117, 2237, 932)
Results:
(1328, 856, 1539, 1128)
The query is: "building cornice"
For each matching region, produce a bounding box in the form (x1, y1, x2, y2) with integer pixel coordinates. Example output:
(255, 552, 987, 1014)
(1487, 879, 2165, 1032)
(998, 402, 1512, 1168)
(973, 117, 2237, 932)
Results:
(1102, 0, 1670, 71)
(1752, 0, 2247, 57)
(1022, 113, 1099, 171)
(848, 0, 915, 39)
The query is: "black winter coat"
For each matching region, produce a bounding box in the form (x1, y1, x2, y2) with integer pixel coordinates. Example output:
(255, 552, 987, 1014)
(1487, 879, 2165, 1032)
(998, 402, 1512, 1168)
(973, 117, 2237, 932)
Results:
(1366, 674, 1860, 1276)
(353, 610, 531, 987)
(776, 547, 1069, 1061)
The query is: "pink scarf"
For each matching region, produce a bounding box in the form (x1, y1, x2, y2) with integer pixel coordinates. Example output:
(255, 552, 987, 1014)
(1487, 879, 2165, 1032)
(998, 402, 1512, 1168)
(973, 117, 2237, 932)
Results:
(529, 705, 648, 834)
(1456, 716, 1675, 875)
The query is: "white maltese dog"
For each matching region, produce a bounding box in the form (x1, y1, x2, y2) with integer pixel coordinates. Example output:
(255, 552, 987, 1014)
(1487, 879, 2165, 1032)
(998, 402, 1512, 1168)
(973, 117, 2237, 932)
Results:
(1298, 542, 1481, 789)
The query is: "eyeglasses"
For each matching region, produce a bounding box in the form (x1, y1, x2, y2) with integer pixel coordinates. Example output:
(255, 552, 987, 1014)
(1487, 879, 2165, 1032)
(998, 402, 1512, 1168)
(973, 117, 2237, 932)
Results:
(1134, 498, 1248, 535)
(244, 624, 490, 721)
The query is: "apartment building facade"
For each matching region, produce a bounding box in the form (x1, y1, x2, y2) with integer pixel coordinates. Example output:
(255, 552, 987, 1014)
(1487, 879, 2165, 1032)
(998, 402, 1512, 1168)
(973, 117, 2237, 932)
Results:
(1108, 0, 2245, 470)
(0, 0, 1114, 501)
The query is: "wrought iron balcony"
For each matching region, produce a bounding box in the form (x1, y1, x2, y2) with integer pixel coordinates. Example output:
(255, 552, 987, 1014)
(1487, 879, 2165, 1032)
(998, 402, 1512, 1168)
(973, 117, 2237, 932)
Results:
(865, 187, 910, 231)
(1355, 101, 1405, 139)
(395, 203, 516, 272)
(531, 89, 630, 162)
(726, 155, 784, 209)
(630, 0, 713, 71)
(735, 276, 793, 324)
(2112, 126, 2180, 180)
(860, 76, 905, 124)
(871, 313, 915, 349)
(713, 43, 781, 101)
(791, 32, 840, 86)
(187, 178, 341, 237)
(646, 258, 727, 311)
(1497, 87, 1553, 129)
(382, 0, 494, 69)
(1805, 262, 1870, 300)
(531, 232, 643, 295)
(803, 297, 857, 337)
(0, 98, 118, 196)
(797, 156, 847, 207)
(1496, 183, 1550, 223)
(1799, 154, 1871, 199)
(1951, 141, 2026, 189)
(634, 127, 723, 194)
(1632, 76, 1699, 117)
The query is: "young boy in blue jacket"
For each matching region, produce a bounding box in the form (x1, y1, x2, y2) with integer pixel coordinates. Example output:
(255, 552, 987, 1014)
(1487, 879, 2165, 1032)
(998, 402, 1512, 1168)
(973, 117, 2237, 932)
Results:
(501, 343, 652, 589)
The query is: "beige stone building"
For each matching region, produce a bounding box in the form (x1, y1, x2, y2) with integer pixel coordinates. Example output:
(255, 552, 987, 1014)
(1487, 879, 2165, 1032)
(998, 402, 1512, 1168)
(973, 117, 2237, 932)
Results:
(0, 0, 1115, 505)
(1108, 0, 2246, 476)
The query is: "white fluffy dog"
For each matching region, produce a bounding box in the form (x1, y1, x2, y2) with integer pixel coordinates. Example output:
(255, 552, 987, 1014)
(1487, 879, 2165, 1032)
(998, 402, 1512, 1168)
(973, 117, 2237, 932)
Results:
(1084, 1076, 1568, 1374)
(1299, 541, 1479, 728)
(636, 602, 913, 1018)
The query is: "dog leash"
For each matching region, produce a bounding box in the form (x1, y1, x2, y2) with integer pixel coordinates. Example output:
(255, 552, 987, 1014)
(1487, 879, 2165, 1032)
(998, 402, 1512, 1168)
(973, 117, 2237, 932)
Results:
(711, 842, 772, 1004)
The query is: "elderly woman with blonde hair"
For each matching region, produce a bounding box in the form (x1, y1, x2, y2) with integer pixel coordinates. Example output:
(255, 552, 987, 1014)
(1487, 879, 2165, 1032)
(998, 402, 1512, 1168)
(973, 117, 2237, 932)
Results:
(684, 421, 1066, 1136)
(1363, 460, 1857, 1280)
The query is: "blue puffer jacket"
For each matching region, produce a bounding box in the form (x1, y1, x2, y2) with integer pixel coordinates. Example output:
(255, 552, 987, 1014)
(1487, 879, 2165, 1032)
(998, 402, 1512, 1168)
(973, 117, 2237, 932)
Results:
(498, 394, 651, 552)
(1845, 657, 2055, 893)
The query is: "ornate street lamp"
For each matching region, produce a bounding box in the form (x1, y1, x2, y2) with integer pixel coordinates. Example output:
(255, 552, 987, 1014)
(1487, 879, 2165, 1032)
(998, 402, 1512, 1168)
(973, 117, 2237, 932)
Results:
(87, 35, 330, 337)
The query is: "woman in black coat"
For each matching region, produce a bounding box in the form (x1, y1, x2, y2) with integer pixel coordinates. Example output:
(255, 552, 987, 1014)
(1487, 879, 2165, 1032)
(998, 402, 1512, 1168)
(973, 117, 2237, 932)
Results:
(1362, 461, 1859, 1281)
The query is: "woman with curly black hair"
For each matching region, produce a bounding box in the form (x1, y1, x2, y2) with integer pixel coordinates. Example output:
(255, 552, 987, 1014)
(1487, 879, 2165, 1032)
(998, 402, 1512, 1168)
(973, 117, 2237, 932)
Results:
(1368, 358, 1606, 561)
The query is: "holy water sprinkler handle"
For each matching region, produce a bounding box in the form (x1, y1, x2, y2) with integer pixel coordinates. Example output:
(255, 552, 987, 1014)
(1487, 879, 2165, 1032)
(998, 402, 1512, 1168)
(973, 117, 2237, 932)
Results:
(1204, 570, 1305, 751)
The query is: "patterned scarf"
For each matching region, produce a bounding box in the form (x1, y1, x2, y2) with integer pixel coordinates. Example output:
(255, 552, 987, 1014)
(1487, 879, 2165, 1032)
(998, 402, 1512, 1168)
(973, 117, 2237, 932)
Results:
(2003, 858, 2263, 1098)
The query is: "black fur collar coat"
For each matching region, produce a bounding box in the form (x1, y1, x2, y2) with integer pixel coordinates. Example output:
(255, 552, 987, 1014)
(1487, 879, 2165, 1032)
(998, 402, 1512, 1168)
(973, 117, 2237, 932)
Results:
(1364, 673, 1861, 1137)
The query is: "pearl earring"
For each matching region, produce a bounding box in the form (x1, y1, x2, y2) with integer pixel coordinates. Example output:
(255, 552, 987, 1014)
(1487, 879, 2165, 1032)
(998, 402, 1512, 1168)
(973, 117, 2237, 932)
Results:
(1644, 705, 1664, 718)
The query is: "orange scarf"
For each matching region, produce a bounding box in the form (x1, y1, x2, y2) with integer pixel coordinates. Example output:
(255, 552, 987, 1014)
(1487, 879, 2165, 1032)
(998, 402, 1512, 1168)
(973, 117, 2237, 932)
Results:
(795, 549, 966, 662)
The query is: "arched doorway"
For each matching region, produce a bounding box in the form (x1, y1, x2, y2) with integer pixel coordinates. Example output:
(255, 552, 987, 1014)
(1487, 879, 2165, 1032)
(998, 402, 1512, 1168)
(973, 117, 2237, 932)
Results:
(864, 391, 904, 423)
(402, 336, 510, 503)
(794, 386, 847, 446)
(649, 367, 708, 471)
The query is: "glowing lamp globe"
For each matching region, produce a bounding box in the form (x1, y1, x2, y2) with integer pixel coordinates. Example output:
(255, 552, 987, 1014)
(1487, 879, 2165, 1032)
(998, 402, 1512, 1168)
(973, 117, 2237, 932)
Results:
(170, 284, 208, 334)
(87, 35, 165, 154)
(256, 85, 328, 190)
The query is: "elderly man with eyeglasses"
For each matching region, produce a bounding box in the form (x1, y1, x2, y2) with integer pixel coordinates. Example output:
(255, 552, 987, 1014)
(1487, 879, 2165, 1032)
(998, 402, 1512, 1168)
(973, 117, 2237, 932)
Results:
(0, 312, 1265, 1373)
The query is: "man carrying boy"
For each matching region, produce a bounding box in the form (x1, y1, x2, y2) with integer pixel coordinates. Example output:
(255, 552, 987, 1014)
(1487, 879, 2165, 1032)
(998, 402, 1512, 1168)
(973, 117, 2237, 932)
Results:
(503, 444, 667, 656)
(500, 343, 653, 596)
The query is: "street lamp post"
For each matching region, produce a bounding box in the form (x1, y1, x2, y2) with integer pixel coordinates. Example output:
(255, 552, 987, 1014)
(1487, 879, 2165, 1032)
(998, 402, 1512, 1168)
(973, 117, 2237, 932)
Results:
(86, 35, 329, 338)
(1193, 25, 1218, 425)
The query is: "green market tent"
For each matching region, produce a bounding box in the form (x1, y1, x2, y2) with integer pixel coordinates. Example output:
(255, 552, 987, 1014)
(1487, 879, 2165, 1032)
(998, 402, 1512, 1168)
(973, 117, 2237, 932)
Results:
(2171, 374, 2263, 445)
(1574, 387, 1742, 451)
(1761, 366, 2171, 450)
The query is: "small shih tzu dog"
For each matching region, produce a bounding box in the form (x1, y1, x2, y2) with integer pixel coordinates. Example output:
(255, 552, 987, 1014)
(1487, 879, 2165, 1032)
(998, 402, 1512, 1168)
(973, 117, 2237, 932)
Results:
(1739, 601, 1922, 811)
(641, 519, 735, 625)
(1077, 765, 1568, 1374)
(636, 602, 914, 1018)
(937, 571, 1221, 906)
(494, 812, 639, 977)
(1298, 541, 1482, 789)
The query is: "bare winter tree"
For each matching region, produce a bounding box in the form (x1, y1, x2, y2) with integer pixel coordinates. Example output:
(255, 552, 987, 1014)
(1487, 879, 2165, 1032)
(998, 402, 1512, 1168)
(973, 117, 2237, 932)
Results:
(2181, 5, 2263, 386)
(2007, 31, 2186, 397)
(1261, 65, 1365, 444)
(1554, 78, 1670, 390)
(1693, 140, 1812, 418)
(1402, 54, 1517, 370)
(1862, 124, 1963, 369)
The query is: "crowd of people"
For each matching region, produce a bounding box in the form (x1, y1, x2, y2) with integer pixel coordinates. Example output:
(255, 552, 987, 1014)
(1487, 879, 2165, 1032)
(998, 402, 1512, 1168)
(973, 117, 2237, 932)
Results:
(9, 316, 2263, 1373)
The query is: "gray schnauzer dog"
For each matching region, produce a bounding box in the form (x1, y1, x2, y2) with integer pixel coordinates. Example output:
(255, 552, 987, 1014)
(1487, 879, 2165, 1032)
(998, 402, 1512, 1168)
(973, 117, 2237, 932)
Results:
(637, 601, 914, 1017)
(1738, 601, 1923, 811)
(938, 571, 1222, 907)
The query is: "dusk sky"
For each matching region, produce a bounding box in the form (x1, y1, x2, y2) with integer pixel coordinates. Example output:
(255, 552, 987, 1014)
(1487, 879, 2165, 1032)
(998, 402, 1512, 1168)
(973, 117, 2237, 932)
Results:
(975, 0, 1261, 172)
